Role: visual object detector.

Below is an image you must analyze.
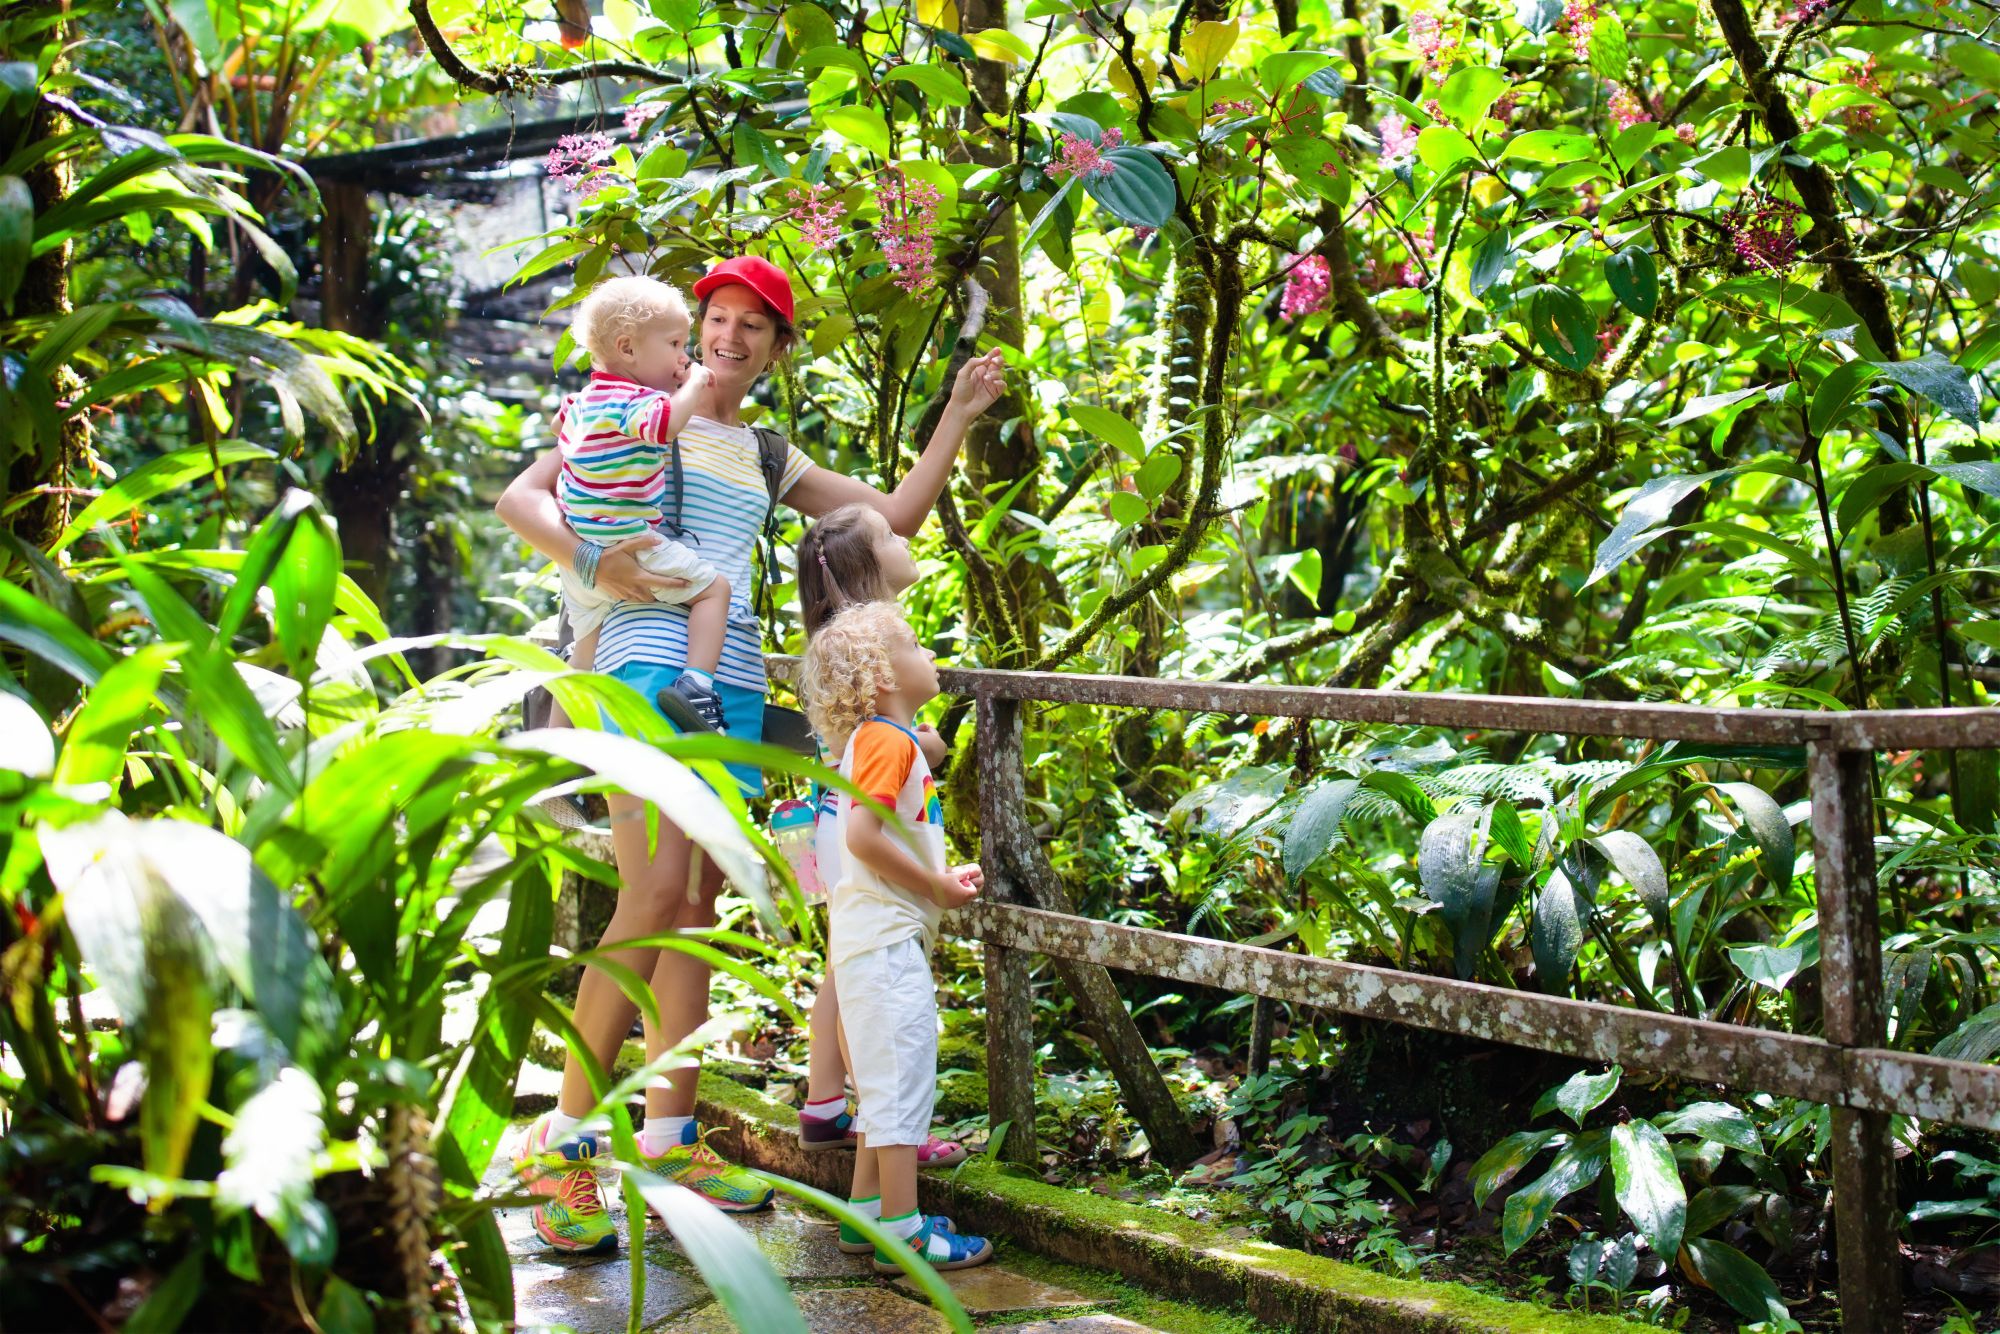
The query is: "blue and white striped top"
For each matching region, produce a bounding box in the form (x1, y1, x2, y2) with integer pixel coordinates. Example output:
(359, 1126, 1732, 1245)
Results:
(593, 415, 812, 691)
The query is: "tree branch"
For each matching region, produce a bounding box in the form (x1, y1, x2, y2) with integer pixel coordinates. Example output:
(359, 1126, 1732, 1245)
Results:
(409, 0, 670, 93)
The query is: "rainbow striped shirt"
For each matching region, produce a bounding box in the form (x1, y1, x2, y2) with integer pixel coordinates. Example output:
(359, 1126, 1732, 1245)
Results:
(555, 372, 677, 542)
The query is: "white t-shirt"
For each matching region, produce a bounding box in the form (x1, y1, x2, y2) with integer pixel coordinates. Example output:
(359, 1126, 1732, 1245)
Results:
(827, 718, 947, 968)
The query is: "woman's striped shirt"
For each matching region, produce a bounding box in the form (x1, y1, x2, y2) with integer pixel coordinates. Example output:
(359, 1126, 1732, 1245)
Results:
(592, 414, 812, 692)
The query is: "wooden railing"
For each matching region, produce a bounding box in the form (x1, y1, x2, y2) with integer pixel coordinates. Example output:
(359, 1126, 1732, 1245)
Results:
(766, 664, 2000, 1334)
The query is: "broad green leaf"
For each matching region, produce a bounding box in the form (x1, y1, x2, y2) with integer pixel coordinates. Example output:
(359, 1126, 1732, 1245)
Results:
(127, 1250, 204, 1333)
(1489, 801, 1534, 869)
(314, 1275, 373, 1334)
(1070, 403, 1147, 460)
(1470, 1128, 1565, 1208)
(1284, 778, 1359, 882)
(1588, 18, 1628, 81)
(0, 174, 29, 312)
(1727, 942, 1803, 993)
(822, 106, 892, 158)
(1107, 491, 1150, 527)
(884, 63, 971, 107)
(965, 26, 1034, 62)
(1532, 870, 1586, 992)
(1420, 811, 1499, 979)
(1184, 19, 1239, 80)
(0, 578, 115, 686)
(1610, 1120, 1685, 1261)
(731, 122, 790, 177)
(1502, 1130, 1609, 1254)
(1135, 451, 1182, 499)
(1503, 129, 1594, 162)
(1808, 359, 1878, 436)
(1711, 781, 1793, 892)
(54, 441, 276, 553)
(1470, 226, 1511, 296)
(1835, 461, 1928, 536)
(1872, 352, 1982, 428)
(1524, 284, 1597, 372)
(1362, 769, 1438, 822)
(1682, 1237, 1788, 1323)
(1588, 830, 1670, 926)
(1568, 1236, 1605, 1285)
(1085, 147, 1179, 228)
(269, 493, 341, 669)
(1604, 247, 1658, 319)
(1583, 471, 1728, 588)
(628, 1171, 811, 1334)
(1417, 127, 1479, 173)
(1533, 1065, 1622, 1128)
(782, 2, 839, 49)
(1437, 66, 1509, 129)
(1685, 1184, 1760, 1238)
(1656, 1102, 1762, 1155)
(53, 643, 177, 788)
(1257, 50, 1335, 95)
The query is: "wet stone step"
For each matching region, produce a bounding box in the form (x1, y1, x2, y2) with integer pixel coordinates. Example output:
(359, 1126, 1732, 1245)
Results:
(890, 1264, 1099, 1315)
(662, 1286, 954, 1333)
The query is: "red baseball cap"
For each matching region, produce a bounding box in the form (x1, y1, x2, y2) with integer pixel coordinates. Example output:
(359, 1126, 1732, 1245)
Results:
(692, 256, 796, 323)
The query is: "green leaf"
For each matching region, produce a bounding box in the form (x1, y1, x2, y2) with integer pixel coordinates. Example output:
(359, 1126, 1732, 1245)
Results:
(269, 493, 341, 669)
(53, 643, 176, 788)
(1656, 1102, 1763, 1155)
(1020, 177, 1079, 262)
(628, 1171, 810, 1333)
(1362, 769, 1438, 822)
(1503, 129, 1595, 163)
(0, 578, 115, 687)
(884, 62, 971, 107)
(821, 106, 892, 159)
(1685, 1184, 1761, 1239)
(217, 1066, 334, 1263)
(1588, 830, 1670, 926)
(1257, 50, 1335, 96)
(1583, 471, 1728, 588)
(1070, 403, 1147, 460)
(1107, 491, 1150, 527)
(53, 441, 277, 553)
(1284, 778, 1360, 882)
(1808, 359, 1879, 436)
(1533, 1066, 1622, 1128)
(782, 2, 839, 49)
(1084, 147, 1179, 228)
(1470, 1128, 1565, 1208)
(1683, 1237, 1788, 1323)
(1419, 811, 1500, 979)
(1610, 1120, 1685, 1262)
(1835, 461, 1929, 536)
(1588, 18, 1628, 81)
(1727, 942, 1804, 993)
(1416, 126, 1480, 173)
(1711, 781, 1793, 892)
(1524, 284, 1597, 372)
(1437, 66, 1509, 129)
(0, 174, 29, 313)
(1531, 871, 1586, 993)
(313, 1274, 373, 1334)
(1470, 226, 1511, 296)
(1135, 451, 1182, 499)
(1502, 1131, 1609, 1254)
(1873, 352, 1983, 428)
(1184, 19, 1240, 80)
(731, 122, 790, 177)
(1604, 247, 1658, 319)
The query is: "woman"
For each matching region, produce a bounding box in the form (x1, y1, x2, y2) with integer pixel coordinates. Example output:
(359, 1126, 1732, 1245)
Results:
(497, 254, 1007, 1253)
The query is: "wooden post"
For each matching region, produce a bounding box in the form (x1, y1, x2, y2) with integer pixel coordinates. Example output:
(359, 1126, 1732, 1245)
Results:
(1809, 741, 1900, 1333)
(977, 693, 1203, 1168)
(978, 692, 1040, 1165)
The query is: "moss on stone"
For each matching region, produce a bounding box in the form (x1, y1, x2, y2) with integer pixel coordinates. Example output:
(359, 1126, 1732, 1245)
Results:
(936, 1031, 988, 1076)
(935, 1070, 989, 1120)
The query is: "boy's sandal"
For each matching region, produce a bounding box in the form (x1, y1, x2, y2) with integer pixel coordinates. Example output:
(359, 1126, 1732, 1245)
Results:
(837, 1212, 959, 1255)
(871, 1216, 993, 1273)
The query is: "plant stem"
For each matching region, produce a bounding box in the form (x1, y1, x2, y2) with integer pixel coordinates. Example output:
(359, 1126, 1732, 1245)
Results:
(1799, 412, 1868, 709)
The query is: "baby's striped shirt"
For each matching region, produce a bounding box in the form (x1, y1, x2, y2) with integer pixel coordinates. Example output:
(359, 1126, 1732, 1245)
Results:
(556, 371, 675, 542)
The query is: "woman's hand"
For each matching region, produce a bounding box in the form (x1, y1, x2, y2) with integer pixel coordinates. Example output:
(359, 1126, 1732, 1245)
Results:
(946, 348, 1008, 419)
(595, 533, 691, 603)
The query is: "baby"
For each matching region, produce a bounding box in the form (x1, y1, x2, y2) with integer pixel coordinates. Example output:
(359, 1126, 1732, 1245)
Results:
(555, 274, 730, 734)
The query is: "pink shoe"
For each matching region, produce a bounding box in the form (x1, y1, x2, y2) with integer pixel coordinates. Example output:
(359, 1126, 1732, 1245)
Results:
(917, 1133, 967, 1169)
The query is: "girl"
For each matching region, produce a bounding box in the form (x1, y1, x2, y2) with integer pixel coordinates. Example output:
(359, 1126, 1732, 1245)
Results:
(496, 254, 1006, 1253)
(792, 505, 963, 1168)
(801, 601, 995, 1273)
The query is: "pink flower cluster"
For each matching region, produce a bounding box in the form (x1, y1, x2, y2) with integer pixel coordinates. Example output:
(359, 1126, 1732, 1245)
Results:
(1675, 122, 1699, 144)
(1050, 127, 1123, 182)
(1562, 0, 1600, 56)
(623, 102, 667, 138)
(1781, 0, 1833, 24)
(1378, 112, 1420, 168)
(1407, 8, 1462, 82)
(1210, 99, 1256, 118)
(1608, 86, 1652, 130)
(790, 183, 846, 250)
(1280, 253, 1331, 319)
(546, 133, 618, 196)
(1840, 56, 1882, 129)
(1492, 91, 1520, 122)
(1596, 322, 1626, 358)
(1398, 224, 1437, 288)
(1725, 193, 1804, 272)
(877, 171, 944, 295)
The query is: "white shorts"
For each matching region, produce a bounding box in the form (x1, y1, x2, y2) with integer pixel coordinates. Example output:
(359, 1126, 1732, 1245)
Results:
(560, 536, 717, 641)
(833, 935, 938, 1146)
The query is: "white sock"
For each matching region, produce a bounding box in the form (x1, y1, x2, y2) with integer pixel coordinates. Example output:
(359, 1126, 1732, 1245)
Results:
(804, 1096, 847, 1119)
(680, 668, 715, 690)
(884, 1209, 924, 1240)
(848, 1194, 881, 1219)
(640, 1115, 695, 1155)
(542, 1110, 582, 1143)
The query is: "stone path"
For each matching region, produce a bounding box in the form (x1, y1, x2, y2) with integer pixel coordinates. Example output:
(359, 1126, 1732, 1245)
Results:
(487, 1144, 1162, 1333)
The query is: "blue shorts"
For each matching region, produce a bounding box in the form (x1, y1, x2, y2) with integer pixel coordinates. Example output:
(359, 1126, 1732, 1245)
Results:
(606, 660, 766, 797)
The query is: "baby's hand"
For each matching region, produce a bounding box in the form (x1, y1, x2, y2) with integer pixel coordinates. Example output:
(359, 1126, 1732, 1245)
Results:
(931, 864, 982, 908)
(915, 723, 947, 768)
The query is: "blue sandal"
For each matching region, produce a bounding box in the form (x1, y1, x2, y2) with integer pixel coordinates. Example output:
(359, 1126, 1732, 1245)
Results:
(872, 1215, 994, 1273)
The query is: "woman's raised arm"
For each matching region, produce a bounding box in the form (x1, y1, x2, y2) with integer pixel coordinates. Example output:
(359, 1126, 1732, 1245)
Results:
(494, 450, 684, 603)
(785, 348, 1007, 535)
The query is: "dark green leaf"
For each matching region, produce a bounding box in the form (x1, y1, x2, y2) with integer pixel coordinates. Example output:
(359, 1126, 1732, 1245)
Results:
(1656, 1102, 1763, 1155)
(1084, 147, 1178, 228)
(1584, 471, 1729, 588)
(1533, 1066, 1622, 1128)
(1610, 1120, 1686, 1261)
(1532, 870, 1586, 993)
(1686, 1184, 1760, 1238)
(1808, 360, 1879, 436)
(1604, 247, 1658, 319)
(0, 174, 29, 312)
(1502, 1130, 1609, 1254)
(1524, 284, 1598, 372)
(1470, 1128, 1565, 1208)
(314, 1275, 373, 1334)
(126, 1249, 204, 1334)
(1470, 226, 1511, 296)
(1874, 352, 1982, 428)
(1588, 830, 1670, 926)
(1284, 778, 1359, 882)
(1712, 781, 1793, 891)
(1683, 1237, 1788, 1322)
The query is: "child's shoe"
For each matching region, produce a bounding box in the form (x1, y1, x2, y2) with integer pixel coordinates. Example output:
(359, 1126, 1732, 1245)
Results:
(839, 1212, 961, 1255)
(872, 1214, 994, 1273)
(656, 672, 728, 734)
(640, 1122, 774, 1213)
(512, 1113, 617, 1254)
(797, 1103, 859, 1152)
(916, 1132, 967, 1169)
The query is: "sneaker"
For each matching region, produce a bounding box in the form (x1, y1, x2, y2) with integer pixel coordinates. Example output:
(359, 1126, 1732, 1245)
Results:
(872, 1214, 994, 1274)
(536, 790, 595, 831)
(797, 1106, 859, 1152)
(917, 1133, 967, 1169)
(641, 1123, 774, 1214)
(656, 673, 727, 735)
(512, 1114, 617, 1255)
(839, 1212, 960, 1255)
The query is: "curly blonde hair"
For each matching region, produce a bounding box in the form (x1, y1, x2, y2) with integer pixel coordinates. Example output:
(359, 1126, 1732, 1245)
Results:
(800, 601, 907, 751)
(572, 275, 688, 366)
